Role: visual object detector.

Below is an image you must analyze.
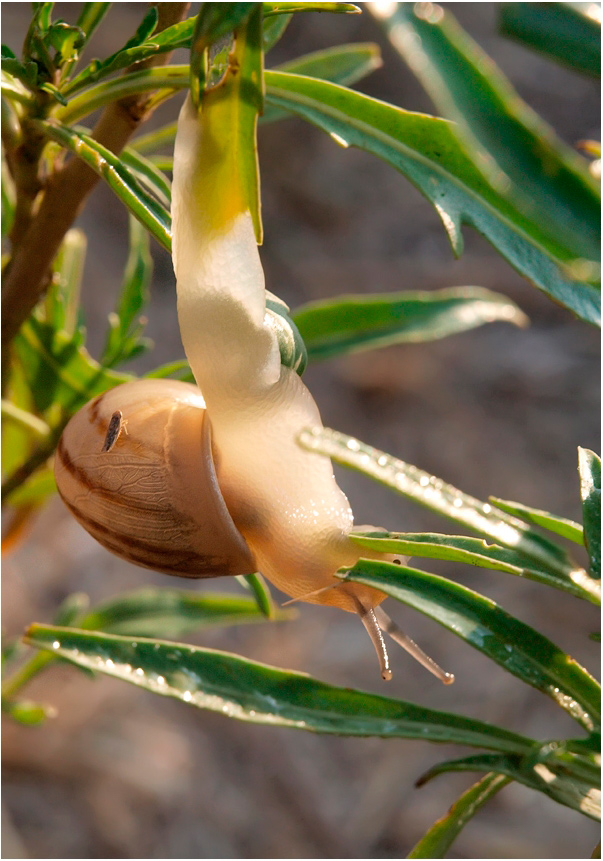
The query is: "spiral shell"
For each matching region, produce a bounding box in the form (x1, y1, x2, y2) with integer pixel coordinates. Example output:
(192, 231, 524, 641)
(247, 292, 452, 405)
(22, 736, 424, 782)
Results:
(54, 378, 256, 578)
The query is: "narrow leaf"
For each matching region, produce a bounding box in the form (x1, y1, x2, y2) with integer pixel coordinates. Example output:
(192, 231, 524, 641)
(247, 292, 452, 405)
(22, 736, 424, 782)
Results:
(372, 2, 600, 265)
(47, 228, 87, 336)
(144, 359, 194, 382)
(263, 12, 292, 51)
(264, 71, 600, 326)
(190, 8, 264, 243)
(292, 287, 527, 361)
(34, 119, 172, 251)
(417, 748, 600, 821)
(339, 559, 601, 732)
(190, 3, 255, 103)
(3, 699, 56, 726)
(13, 315, 131, 414)
(408, 772, 510, 858)
(489, 497, 584, 544)
(76, 3, 111, 44)
(2, 467, 56, 508)
(263, 43, 382, 122)
(263, 3, 360, 15)
(299, 426, 599, 604)
(123, 5, 159, 49)
(64, 17, 195, 95)
(1, 400, 50, 439)
(120, 147, 172, 207)
(130, 120, 178, 155)
(238, 572, 276, 618)
(59, 65, 188, 124)
(499, 2, 601, 78)
(79, 588, 290, 638)
(102, 215, 153, 367)
(25, 624, 535, 753)
(1, 146, 16, 237)
(349, 531, 588, 598)
(579, 448, 601, 579)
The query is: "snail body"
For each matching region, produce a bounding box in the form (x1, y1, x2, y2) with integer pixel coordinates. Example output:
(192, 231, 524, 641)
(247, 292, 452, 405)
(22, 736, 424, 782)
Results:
(54, 40, 454, 683)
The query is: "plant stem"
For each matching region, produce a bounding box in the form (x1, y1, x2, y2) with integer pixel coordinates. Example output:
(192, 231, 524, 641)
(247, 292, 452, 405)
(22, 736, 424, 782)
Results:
(1, 427, 63, 503)
(1, 649, 54, 700)
(1, 3, 190, 365)
(1, 399, 51, 437)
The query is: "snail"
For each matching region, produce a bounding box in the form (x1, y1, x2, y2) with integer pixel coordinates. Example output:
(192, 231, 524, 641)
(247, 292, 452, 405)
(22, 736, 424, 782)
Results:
(54, 32, 453, 684)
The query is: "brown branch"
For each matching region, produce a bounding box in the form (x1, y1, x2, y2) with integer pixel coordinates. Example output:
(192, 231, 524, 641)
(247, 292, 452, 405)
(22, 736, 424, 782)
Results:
(2, 3, 190, 358)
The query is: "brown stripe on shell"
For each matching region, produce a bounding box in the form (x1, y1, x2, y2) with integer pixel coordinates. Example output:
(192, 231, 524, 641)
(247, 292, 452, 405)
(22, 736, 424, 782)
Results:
(56, 436, 97, 492)
(88, 392, 106, 426)
(59, 494, 234, 578)
(56, 436, 170, 514)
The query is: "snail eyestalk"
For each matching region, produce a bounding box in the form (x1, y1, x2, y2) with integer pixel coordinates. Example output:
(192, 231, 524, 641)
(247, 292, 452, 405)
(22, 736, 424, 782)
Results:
(374, 606, 455, 685)
(354, 597, 392, 681)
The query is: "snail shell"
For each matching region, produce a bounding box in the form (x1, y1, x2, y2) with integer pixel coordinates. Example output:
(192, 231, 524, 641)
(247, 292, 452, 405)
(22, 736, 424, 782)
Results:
(54, 378, 256, 578)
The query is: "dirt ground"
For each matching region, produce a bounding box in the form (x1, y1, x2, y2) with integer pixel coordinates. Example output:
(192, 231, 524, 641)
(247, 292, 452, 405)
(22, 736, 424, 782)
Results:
(2, 3, 600, 859)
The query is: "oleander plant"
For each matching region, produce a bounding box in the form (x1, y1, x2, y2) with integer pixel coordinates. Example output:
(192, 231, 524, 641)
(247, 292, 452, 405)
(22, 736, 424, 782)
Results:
(1, 3, 600, 857)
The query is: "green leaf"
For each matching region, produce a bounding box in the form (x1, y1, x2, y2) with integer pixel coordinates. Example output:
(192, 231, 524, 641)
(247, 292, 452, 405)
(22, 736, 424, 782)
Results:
(230, 5, 264, 244)
(264, 71, 600, 326)
(1, 400, 50, 439)
(1, 57, 39, 90)
(238, 572, 277, 618)
(1, 71, 36, 105)
(46, 227, 87, 336)
(120, 146, 172, 207)
(144, 359, 195, 383)
(34, 119, 172, 251)
(53, 592, 91, 627)
(339, 559, 601, 732)
(263, 43, 382, 123)
(1, 146, 15, 237)
(79, 588, 290, 638)
(299, 427, 600, 604)
(292, 287, 528, 361)
(130, 120, 179, 155)
(408, 772, 510, 858)
(59, 65, 188, 124)
(263, 12, 292, 51)
(46, 22, 84, 67)
(31, 3, 54, 32)
(372, 3, 600, 267)
(190, 3, 256, 104)
(579, 448, 601, 579)
(499, 2, 601, 78)
(64, 16, 194, 96)
(39, 81, 67, 105)
(263, 3, 360, 15)
(75, 3, 111, 44)
(101, 215, 153, 367)
(274, 41, 381, 82)
(190, 7, 264, 243)
(3, 698, 56, 726)
(489, 497, 584, 544)
(416, 747, 601, 821)
(13, 315, 131, 415)
(349, 531, 588, 599)
(1, 354, 38, 481)
(25, 624, 536, 753)
(2, 466, 56, 508)
(23, 3, 54, 62)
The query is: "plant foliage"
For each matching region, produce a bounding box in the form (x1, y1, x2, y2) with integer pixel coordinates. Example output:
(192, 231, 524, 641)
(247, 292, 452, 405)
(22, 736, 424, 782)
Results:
(1, 3, 600, 858)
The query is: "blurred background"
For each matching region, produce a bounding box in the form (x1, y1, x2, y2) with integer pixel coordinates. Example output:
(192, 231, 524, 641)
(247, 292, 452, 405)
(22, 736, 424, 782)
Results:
(2, 2, 600, 858)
